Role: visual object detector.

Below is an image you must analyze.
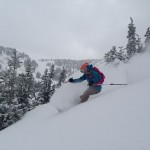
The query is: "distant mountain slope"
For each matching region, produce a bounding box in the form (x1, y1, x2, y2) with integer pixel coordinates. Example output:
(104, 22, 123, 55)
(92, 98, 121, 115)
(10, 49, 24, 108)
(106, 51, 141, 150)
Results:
(0, 46, 102, 80)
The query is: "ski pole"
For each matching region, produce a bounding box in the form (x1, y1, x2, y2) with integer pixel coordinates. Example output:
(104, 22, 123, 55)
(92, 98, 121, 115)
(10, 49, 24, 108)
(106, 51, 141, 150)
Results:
(94, 83, 127, 86)
(65, 77, 73, 83)
(65, 79, 71, 83)
(102, 83, 127, 85)
(65, 80, 69, 83)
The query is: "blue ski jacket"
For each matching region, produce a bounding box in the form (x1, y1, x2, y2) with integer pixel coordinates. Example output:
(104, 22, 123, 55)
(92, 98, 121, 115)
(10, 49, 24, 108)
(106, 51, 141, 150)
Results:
(72, 64, 102, 92)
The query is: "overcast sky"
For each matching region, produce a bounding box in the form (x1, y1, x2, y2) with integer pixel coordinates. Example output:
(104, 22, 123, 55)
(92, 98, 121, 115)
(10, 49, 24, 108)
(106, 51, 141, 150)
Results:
(0, 0, 150, 59)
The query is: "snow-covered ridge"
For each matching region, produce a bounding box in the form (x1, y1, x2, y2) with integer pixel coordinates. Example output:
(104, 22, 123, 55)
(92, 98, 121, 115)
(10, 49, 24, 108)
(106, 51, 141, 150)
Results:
(0, 46, 102, 80)
(0, 51, 150, 150)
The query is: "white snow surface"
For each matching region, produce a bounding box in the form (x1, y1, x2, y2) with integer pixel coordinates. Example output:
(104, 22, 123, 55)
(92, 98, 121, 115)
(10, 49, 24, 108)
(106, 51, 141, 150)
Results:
(0, 52, 150, 150)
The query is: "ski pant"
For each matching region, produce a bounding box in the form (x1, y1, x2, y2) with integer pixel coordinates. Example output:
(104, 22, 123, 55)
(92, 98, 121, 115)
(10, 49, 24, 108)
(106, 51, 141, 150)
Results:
(80, 86, 100, 103)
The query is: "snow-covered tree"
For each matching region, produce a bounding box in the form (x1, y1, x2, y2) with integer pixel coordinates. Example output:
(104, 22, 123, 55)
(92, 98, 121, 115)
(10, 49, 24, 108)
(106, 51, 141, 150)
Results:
(104, 46, 118, 63)
(0, 102, 24, 130)
(1, 49, 20, 104)
(39, 68, 50, 104)
(117, 47, 127, 61)
(24, 58, 35, 98)
(0, 49, 24, 130)
(36, 71, 41, 79)
(136, 34, 143, 53)
(24, 59, 38, 72)
(16, 73, 31, 113)
(126, 17, 137, 59)
(144, 27, 150, 50)
(39, 65, 55, 104)
(49, 64, 55, 81)
(49, 64, 55, 97)
(16, 58, 35, 111)
(57, 67, 66, 88)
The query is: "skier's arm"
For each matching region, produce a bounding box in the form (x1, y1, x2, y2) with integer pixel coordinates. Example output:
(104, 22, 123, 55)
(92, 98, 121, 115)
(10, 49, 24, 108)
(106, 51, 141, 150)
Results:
(72, 74, 87, 83)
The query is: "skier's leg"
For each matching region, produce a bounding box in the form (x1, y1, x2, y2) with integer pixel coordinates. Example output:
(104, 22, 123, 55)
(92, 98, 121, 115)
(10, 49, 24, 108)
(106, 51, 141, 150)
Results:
(80, 87, 99, 103)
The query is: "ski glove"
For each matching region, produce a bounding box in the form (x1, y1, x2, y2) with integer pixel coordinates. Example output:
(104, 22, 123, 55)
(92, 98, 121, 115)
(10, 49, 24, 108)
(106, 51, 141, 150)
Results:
(69, 78, 74, 83)
(88, 81, 94, 86)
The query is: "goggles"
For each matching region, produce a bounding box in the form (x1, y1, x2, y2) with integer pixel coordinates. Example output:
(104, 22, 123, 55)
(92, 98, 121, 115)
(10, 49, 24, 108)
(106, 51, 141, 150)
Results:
(80, 67, 87, 73)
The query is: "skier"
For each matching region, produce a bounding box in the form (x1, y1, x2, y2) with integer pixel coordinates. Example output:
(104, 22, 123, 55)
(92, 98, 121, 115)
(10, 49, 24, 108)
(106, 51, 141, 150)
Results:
(68, 62, 105, 103)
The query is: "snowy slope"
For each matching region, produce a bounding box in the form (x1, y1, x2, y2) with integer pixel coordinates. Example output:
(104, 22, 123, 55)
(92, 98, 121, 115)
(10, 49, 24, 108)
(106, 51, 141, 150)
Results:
(0, 52, 150, 150)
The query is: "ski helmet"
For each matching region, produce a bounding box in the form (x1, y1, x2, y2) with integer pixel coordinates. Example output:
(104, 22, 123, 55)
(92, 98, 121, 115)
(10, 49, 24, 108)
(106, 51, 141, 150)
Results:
(80, 62, 89, 73)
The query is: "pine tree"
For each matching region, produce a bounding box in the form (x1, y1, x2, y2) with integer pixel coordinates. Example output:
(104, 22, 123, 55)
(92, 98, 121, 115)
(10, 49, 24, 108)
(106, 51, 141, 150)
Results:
(0, 49, 24, 130)
(48, 64, 55, 98)
(24, 58, 35, 100)
(117, 47, 127, 61)
(36, 71, 41, 79)
(104, 46, 117, 63)
(49, 64, 55, 81)
(16, 58, 35, 110)
(144, 27, 150, 50)
(39, 65, 55, 104)
(51, 84, 56, 96)
(39, 68, 50, 104)
(57, 67, 66, 88)
(126, 17, 137, 59)
(16, 73, 30, 113)
(136, 34, 143, 53)
(1, 49, 20, 104)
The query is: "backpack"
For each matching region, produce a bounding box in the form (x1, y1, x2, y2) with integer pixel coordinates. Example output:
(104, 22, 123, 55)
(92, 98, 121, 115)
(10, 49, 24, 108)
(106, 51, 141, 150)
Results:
(92, 67, 105, 85)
